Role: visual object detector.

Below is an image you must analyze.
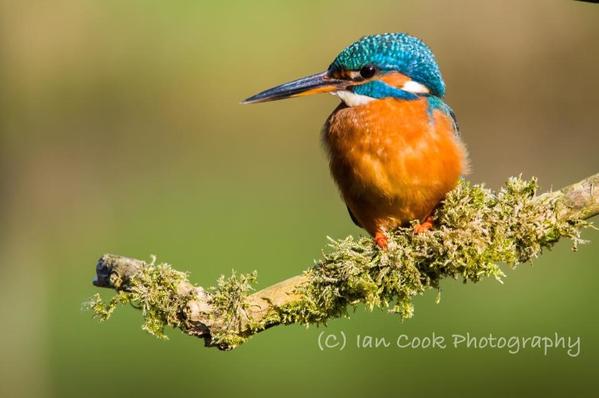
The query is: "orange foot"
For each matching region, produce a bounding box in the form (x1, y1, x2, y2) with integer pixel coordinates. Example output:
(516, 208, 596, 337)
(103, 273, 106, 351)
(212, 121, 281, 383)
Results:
(413, 215, 434, 234)
(374, 231, 388, 250)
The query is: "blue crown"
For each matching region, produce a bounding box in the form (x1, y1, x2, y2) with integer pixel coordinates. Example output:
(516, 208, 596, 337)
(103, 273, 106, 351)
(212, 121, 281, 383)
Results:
(329, 33, 446, 97)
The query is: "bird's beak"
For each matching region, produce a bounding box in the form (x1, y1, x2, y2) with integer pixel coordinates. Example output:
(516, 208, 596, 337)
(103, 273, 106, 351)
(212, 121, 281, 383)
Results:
(242, 71, 348, 104)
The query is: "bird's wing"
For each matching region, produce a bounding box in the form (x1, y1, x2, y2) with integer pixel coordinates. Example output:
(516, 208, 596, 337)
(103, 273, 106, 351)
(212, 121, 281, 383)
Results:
(347, 205, 362, 227)
(448, 108, 461, 137)
(427, 96, 460, 138)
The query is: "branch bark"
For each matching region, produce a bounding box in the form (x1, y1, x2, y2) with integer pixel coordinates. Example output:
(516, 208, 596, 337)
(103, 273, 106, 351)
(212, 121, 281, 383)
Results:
(90, 173, 598, 350)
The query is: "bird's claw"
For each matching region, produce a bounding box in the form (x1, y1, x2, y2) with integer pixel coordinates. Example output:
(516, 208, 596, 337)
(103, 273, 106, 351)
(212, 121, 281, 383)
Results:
(374, 232, 388, 250)
(413, 216, 434, 234)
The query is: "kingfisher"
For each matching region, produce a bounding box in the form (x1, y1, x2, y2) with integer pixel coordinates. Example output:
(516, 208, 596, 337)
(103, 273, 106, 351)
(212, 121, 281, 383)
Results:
(243, 33, 468, 249)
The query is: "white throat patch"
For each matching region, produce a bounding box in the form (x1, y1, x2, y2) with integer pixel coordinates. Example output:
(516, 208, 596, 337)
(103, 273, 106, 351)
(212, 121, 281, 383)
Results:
(333, 90, 374, 107)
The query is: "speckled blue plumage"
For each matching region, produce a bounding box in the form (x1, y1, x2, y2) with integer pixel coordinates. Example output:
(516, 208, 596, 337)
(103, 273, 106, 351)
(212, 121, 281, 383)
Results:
(330, 33, 446, 97)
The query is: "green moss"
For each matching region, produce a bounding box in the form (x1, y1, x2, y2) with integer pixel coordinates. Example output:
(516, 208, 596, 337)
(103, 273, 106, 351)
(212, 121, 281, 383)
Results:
(274, 177, 588, 327)
(85, 177, 590, 349)
(84, 261, 194, 340)
(207, 270, 257, 348)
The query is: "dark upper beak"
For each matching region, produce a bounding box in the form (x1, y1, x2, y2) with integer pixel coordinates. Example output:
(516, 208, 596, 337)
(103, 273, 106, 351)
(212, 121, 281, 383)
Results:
(242, 71, 348, 104)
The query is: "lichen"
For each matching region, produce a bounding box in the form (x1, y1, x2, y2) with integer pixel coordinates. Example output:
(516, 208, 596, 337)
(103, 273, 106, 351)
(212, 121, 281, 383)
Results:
(207, 270, 257, 348)
(84, 261, 194, 339)
(85, 177, 591, 350)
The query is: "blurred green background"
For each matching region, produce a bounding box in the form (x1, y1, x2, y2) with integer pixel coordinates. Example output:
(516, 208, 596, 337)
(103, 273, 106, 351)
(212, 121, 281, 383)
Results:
(1, 1, 598, 397)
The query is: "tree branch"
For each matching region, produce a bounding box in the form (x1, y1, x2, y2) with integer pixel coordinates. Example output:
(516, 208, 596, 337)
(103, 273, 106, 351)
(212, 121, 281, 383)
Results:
(86, 173, 598, 350)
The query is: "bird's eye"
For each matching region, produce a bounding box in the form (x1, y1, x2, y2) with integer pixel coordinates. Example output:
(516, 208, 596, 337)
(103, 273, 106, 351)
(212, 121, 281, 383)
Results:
(359, 64, 377, 79)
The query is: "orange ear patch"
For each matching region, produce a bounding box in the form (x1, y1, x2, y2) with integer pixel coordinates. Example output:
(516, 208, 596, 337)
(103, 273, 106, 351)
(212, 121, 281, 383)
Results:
(379, 72, 411, 89)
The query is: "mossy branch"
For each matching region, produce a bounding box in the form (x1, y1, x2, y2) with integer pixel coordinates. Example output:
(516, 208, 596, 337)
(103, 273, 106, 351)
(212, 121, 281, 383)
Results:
(86, 173, 598, 350)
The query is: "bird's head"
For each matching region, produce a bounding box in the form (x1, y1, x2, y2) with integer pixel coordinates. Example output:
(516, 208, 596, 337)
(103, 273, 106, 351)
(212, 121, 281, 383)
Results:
(243, 33, 445, 106)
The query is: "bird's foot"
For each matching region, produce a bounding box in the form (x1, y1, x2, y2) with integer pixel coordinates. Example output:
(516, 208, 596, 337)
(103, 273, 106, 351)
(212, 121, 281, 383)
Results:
(374, 231, 388, 250)
(413, 215, 434, 234)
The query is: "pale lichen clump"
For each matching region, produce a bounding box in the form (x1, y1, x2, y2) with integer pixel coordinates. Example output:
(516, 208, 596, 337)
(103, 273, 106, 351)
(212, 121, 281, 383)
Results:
(85, 261, 195, 339)
(85, 177, 590, 349)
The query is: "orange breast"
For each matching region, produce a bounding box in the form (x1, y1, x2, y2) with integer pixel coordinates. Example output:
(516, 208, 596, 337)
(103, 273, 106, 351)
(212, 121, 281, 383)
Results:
(323, 97, 468, 236)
